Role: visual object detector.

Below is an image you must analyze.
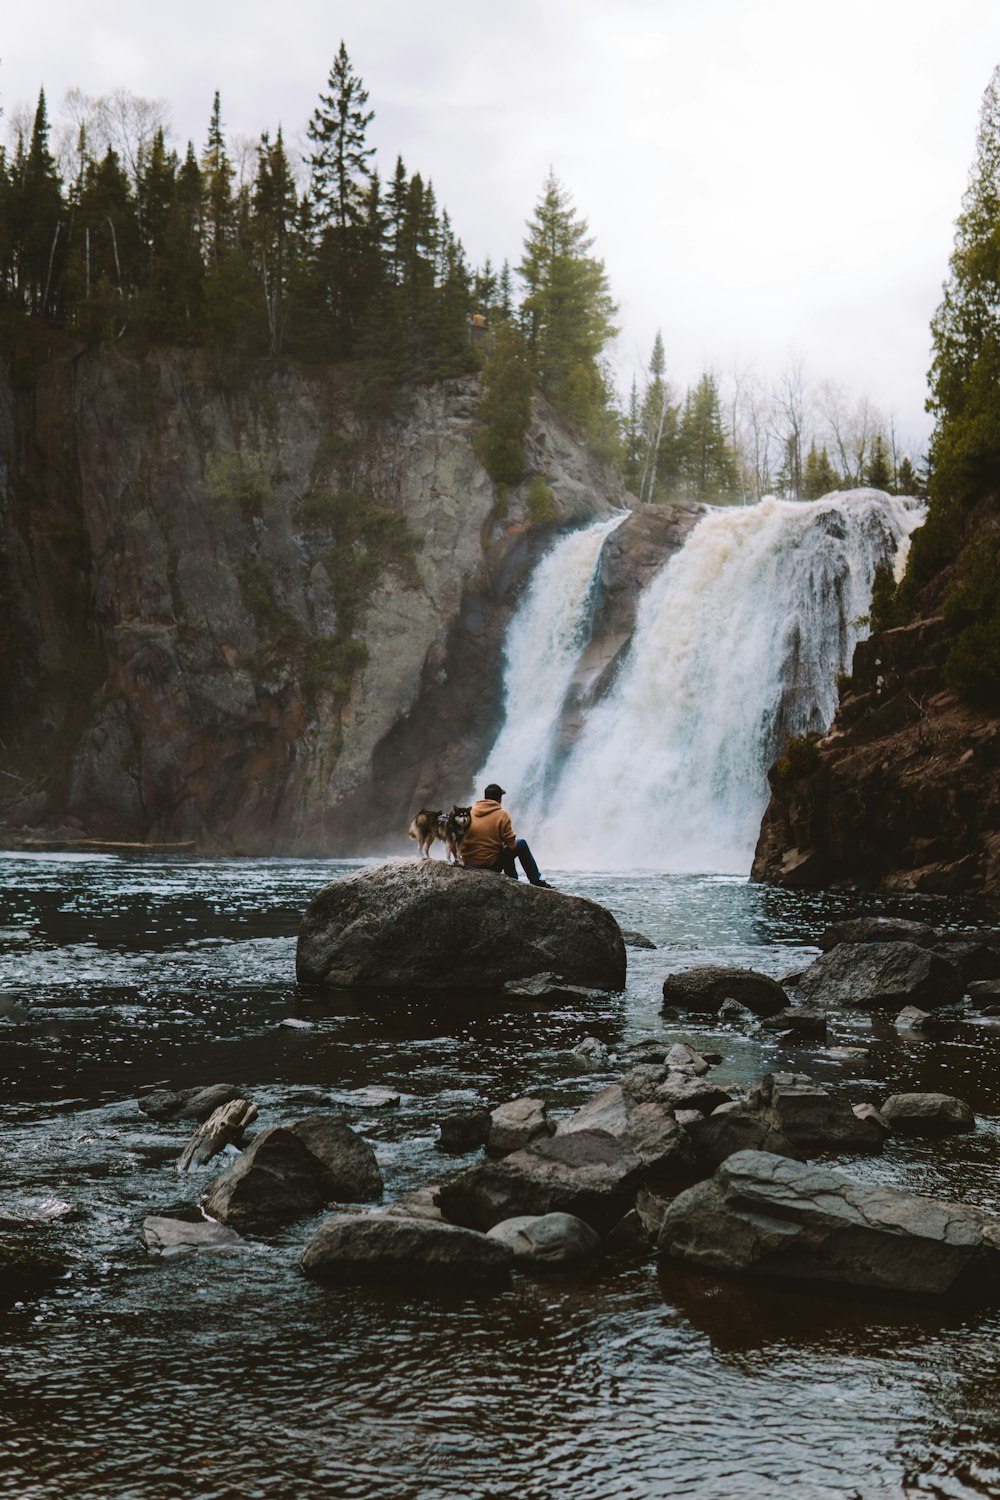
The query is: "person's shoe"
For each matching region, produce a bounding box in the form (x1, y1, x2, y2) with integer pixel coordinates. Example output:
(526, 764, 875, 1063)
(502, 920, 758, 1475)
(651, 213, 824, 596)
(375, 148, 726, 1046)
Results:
(532, 879, 555, 889)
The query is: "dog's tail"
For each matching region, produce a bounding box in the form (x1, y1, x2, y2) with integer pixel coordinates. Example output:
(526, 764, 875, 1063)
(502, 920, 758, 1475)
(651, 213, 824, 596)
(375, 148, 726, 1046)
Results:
(407, 817, 419, 841)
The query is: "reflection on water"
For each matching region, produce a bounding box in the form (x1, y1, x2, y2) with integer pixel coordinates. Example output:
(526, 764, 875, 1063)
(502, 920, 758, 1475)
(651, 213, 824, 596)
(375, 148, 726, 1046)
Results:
(2, 852, 1000, 1498)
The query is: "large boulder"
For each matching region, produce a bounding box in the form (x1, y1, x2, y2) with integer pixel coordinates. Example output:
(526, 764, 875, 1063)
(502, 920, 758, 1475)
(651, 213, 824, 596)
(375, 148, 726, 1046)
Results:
(662, 966, 789, 1017)
(437, 1130, 648, 1236)
(817, 917, 938, 950)
(658, 1149, 1000, 1299)
(296, 860, 625, 993)
(746, 1072, 884, 1156)
(792, 941, 965, 1010)
(203, 1117, 382, 1228)
(880, 1093, 976, 1136)
(301, 1214, 512, 1285)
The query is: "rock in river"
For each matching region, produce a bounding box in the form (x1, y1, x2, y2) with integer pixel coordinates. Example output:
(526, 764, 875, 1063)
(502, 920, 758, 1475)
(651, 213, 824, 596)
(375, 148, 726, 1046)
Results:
(661, 966, 789, 1017)
(296, 860, 625, 993)
(203, 1116, 382, 1228)
(792, 941, 964, 1010)
(658, 1149, 1000, 1299)
(301, 1214, 512, 1285)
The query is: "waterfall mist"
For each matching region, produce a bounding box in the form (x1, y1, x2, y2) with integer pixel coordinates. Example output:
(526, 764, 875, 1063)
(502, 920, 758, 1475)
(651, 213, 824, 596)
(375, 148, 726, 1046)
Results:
(484, 491, 924, 875)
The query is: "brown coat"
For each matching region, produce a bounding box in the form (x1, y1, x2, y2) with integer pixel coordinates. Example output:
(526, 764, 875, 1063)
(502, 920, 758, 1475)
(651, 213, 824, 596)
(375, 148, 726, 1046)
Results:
(461, 799, 516, 867)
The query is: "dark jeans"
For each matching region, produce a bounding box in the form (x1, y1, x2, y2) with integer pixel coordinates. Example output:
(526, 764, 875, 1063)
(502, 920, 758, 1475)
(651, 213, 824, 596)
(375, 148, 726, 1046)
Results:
(492, 838, 542, 884)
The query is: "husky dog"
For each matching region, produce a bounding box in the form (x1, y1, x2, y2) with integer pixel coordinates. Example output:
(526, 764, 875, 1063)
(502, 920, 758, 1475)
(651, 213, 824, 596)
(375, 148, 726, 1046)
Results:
(407, 804, 472, 863)
(408, 808, 448, 859)
(444, 806, 472, 864)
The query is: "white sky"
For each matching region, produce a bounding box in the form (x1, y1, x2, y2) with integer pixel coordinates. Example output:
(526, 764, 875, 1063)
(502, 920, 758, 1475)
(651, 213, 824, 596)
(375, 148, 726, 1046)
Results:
(3, 0, 999, 454)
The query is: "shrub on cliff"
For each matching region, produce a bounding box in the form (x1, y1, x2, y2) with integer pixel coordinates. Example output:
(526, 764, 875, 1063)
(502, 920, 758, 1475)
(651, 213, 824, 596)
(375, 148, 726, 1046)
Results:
(773, 733, 821, 782)
(941, 531, 1000, 709)
(474, 322, 533, 486)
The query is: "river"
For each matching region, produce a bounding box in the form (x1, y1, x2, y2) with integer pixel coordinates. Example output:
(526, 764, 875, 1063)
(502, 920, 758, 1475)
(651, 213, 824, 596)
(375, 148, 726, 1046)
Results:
(3, 851, 1000, 1499)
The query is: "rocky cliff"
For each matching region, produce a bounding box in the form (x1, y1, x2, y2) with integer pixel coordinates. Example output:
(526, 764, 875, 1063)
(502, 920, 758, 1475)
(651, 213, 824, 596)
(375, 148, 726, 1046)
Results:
(752, 611, 1000, 895)
(0, 345, 690, 854)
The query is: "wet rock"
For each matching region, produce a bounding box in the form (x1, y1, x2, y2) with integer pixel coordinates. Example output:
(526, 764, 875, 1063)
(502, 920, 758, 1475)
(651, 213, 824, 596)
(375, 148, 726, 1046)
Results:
(818, 917, 938, 950)
(969, 979, 1000, 1008)
(853, 1102, 892, 1135)
(680, 1110, 802, 1171)
(331, 1087, 401, 1110)
(380, 1188, 446, 1222)
(486, 1212, 601, 1266)
(746, 1072, 884, 1156)
(296, 861, 625, 993)
(203, 1116, 382, 1228)
(663, 1042, 711, 1076)
(880, 1093, 976, 1136)
(662, 966, 789, 1017)
(622, 1039, 671, 1065)
(719, 998, 757, 1025)
(301, 1214, 513, 1285)
(932, 938, 1000, 983)
(658, 1149, 1000, 1299)
(502, 973, 610, 1003)
(139, 1083, 245, 1122)
(488, 1097, 553, 1156)
(604, 1208, 649, 1254)
(895, 1005, 932, 1031)
(757, 1007, 828, 1039)
(437, 1130, 648, 1236)
(555, 1084, 694, 1176)
(141, 1215, 246, 1257)
(620, 1065, 733, 1115)
(793, 941, 964, 1011)
(621, 930, 656, 949)
(176, 1098, 258, 1171)
(436, 1108, 491, 1154)
(571, 1036, 611, 1069)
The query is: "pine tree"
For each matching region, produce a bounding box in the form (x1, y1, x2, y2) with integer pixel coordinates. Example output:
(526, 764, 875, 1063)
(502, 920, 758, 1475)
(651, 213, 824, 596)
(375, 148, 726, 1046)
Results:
(475, 321, 534, 485)
(12, 90, 65, 317)
(201, 91, 234, 267)
(306, 41, 376, 353)
(250, 128, 298, 354)
(678, 373, 740, 502)
(865, 433, 893, 490)
(927, 64, 1000, 502)
(802, 443, 840, 498)
(518, 171, 617, 431)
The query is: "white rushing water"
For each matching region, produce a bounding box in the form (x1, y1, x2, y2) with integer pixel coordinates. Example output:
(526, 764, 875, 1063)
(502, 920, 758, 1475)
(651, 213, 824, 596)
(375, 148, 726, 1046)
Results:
(507, 489, 924, 874)
(472, 511, 627, 808)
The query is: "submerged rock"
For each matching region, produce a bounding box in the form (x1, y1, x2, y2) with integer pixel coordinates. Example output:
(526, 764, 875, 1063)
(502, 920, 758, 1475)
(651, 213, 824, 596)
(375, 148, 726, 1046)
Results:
(658, 1149, 1000, 1299)
(141, 1216, 246, 1257)
(139, 1083, 245, 1122)
(296, 861, 625, 993)
(301, 1214, 512, 1285)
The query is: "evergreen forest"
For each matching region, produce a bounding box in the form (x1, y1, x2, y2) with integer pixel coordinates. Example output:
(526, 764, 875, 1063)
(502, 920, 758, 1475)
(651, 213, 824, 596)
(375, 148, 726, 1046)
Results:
(0, 42, 924, 509)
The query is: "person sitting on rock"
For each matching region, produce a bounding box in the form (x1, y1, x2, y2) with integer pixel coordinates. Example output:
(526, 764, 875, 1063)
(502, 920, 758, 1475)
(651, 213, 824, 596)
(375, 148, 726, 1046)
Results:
(460, 783, 552, 887)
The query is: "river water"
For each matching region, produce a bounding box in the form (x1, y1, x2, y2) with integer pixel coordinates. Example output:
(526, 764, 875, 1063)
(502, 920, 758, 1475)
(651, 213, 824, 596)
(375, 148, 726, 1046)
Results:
(3, 851, 1000, 1500)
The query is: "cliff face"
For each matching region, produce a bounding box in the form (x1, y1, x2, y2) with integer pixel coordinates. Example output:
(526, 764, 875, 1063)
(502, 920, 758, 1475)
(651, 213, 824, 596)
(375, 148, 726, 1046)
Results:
(751, 613, 1000, 895)
(0, 346, 639, 853)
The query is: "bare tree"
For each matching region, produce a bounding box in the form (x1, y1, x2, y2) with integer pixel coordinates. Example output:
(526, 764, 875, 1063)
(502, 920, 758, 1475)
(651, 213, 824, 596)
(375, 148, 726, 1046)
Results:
(770, 356, 810, 498)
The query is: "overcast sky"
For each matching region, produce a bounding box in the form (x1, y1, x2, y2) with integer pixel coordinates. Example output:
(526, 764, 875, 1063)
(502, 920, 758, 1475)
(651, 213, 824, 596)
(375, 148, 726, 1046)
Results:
(3, 0, 999, 454)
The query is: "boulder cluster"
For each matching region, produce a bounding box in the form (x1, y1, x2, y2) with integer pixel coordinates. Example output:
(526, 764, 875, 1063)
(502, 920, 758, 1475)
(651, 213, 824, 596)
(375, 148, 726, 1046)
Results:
(119, 909, 1000, 1302)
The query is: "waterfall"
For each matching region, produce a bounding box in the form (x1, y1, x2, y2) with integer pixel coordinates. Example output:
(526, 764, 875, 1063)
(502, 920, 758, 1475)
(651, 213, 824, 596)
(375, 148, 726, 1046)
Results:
(521, 489, 924, 874)
(473, 512, 627, 812)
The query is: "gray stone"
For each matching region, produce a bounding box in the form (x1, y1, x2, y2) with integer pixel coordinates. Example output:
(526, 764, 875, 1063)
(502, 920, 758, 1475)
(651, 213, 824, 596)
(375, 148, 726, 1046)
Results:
(793, 941, 964, 1010)
(680, 1110, 802, 1171)
(176, 1098, 258, 1171)
(853, 1102, 892, 1134)
(818, 917, 938, 950)
(488, 1097, 553, 1156)
(571, 1036, 611, 1069)
(620, 1065, 733, 1115)
(139, 1083, 245, 1122)
(302, 1214, 512, 1285)
(662, 966, 789, 1017)
(380, 1188, 446, 1222)
(555, 1083, 694, 1176)
(203, 1116, 382, 1228)
(436, 1108, 491, 1154)
(757, 1007, 828, 1038)
(486, 1212, 601, 1266)
(932, 939, 1000, 983)
(297, 861, 625, 993)
(621, 930, 656, 949)
(502, 973, 610, 1003)
(880, 1093, 976, 1136)
(141, 1215, 246, 1257)
(663, 1042, 711, 1075)
(437, 1130, 648, 1236)
(748, 1072, 884, 1156)
(658, 1149, 1000, 1299)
